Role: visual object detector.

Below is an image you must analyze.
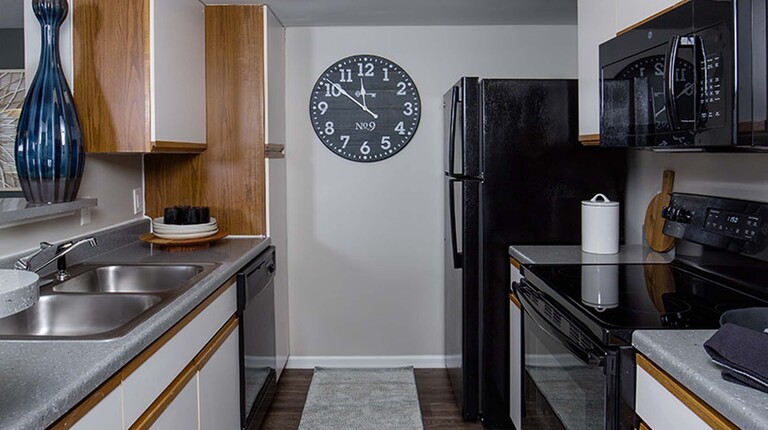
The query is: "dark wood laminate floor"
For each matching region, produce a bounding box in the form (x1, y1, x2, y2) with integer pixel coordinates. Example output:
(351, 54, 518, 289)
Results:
(262, 368, 483, 430)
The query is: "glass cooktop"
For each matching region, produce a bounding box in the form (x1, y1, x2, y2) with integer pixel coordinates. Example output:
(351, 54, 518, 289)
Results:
(521, 263, 768, 345)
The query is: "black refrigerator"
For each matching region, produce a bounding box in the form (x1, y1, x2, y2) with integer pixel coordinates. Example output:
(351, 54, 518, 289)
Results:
(443, 78, 626, 428)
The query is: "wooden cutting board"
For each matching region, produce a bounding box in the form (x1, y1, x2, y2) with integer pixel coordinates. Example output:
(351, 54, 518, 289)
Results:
(644, 170, 676, 252)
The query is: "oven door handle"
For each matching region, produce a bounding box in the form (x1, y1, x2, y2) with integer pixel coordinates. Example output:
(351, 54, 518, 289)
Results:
(518, 280, 607, 369)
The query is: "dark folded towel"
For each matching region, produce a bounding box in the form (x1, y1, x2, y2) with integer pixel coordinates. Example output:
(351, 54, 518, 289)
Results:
(704, 323, 768, 394)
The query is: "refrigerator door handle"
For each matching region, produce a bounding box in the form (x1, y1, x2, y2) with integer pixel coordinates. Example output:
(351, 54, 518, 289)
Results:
(447, 85, 460, 176)
(449, 179, 462, 268)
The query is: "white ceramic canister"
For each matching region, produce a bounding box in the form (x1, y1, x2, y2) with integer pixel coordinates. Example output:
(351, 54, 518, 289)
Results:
(581, 193, 620, 254)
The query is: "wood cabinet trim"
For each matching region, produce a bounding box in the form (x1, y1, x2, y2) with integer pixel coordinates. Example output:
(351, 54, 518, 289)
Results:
(509, 292, 522, 310)
(194, 315, 239, 370)
(578, 134, 600, 146)
(121, 277, 236, 378)
(265, 143, 285, 159)
(636, 354, 738, 430)
(49, 373, 121, 430)
(127, 359, 198, 430)
(638, 422, 651, 430)
(616, 1, 690, 36)
(509, 257, 521, 270)
(74, 0, 153, 153)
(151, 140, 207, 154)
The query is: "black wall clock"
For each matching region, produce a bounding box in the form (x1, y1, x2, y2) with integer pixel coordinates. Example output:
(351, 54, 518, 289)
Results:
(309, 54, 421, 162)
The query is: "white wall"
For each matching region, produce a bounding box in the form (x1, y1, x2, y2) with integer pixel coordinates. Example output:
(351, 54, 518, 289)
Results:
(285, 25, 578, 362)
(625, 151, 768, 245)
(0, 154, 144, 257)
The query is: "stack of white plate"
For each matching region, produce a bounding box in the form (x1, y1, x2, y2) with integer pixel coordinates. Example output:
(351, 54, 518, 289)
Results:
(152, 217, 218, 240)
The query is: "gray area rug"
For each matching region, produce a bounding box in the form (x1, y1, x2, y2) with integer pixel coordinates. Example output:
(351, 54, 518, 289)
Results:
(298, 367, 424, 430)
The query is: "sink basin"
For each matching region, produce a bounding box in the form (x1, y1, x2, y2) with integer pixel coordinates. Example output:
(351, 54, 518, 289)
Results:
(53, 265, 205, 294)
(0, 263, 218, 340)
(0, 294, 161, 338)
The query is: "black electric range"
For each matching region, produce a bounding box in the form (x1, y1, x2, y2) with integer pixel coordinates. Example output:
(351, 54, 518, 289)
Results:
(513, 193, 768, 430)
(522, 261, 768, 346)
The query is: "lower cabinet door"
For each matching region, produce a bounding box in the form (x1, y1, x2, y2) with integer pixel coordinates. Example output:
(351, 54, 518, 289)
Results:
(150, 375, 199, 430)
(198, 327, 241, 430)
(71, 386, 123, 430)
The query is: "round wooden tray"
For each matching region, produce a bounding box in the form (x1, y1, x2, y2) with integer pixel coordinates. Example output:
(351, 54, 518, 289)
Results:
(139, 230, 228, 252)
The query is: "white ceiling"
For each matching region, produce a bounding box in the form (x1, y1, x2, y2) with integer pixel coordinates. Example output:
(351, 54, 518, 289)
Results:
(0, 0, 23, 29)
(202, 0, 578, 27)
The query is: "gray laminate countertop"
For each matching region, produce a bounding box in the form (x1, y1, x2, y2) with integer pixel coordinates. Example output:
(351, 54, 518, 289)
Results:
(633, 330, 768, 430)
(0, 231, 270, 430)
(509, 244, 674, 265)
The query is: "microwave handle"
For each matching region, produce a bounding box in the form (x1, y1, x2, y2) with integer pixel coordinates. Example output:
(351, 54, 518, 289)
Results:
(664, 35, 682, 130)
(695, 36, 708, 129)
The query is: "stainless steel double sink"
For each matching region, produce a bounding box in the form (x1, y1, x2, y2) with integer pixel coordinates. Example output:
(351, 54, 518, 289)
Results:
(0, 263, 218, 340)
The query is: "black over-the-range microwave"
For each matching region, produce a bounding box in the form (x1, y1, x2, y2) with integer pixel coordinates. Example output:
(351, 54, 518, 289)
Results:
(599, 0, 768, 150)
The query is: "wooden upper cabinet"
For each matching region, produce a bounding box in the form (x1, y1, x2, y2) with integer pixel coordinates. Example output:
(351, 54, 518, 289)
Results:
(614, 0, 686, 35)
(73, 0, 207, 153)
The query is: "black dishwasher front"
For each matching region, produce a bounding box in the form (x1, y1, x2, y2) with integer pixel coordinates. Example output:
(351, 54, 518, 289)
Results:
(237, 246, 276, 430)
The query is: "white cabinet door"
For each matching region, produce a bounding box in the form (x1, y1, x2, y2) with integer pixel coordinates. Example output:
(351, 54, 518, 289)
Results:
(615, 0, 682, 34)
(264, 4, 289, 380)
(151, 0, 207, 145)
(577, 0, 617, 138)
(123, 285, 236, 427)
(70, 386, 123, 430)
(636, 364, 711, 430)
(509, 297, 522, 429)
(149, 375, 199, 430)
(198, 328, 241, 430)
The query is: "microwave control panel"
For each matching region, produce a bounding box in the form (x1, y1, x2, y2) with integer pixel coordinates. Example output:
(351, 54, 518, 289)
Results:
(699, 52, 725, 128)
(663, 193, 768, 258)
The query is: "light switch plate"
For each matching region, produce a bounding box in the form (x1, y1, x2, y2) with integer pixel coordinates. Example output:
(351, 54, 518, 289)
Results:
(132, 188, 144, 215)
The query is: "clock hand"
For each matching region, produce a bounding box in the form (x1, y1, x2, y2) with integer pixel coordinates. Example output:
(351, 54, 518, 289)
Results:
(359, 78, 369, 109)
(324, 78, 378, 119)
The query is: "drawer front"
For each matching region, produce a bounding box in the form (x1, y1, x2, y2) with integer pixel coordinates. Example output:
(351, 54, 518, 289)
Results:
(122, 285, 236, 427)
(148, 374, 199, 430)
(70, 386, 123, 430)
(636, 365, 711, 430)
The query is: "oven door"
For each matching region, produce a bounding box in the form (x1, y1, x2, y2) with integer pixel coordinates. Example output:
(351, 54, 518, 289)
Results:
(517, 279, 619, 430)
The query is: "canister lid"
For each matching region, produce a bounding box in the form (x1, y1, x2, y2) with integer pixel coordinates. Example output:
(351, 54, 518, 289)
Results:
(582, 193, 620, 207)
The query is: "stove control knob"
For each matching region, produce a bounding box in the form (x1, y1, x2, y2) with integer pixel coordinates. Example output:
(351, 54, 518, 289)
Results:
(678, 209, 693, 223)
(661, 206, 672, 220)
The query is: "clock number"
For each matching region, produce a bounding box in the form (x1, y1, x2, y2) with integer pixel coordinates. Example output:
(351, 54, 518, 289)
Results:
(358, 63, 374, 77)
(654, 62, 664, 76)
(381, 136, 391, 150)
(340, 135, 350, 149)
(360, 141, 371, 155)
(403, 102, 414, 116)
(382, 68, 390, 81)
(317, 101, 328, 115)
(340, 69, 352, 82)
(324, 83, 341, 97)
(675, 68, 688, 82)
(397, 82, 407, 96)
(325, 121, 335, 135)
(395, 121, 406, 135)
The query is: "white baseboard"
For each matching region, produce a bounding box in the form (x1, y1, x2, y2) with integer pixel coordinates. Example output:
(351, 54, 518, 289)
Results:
(286, 355, 446, 369)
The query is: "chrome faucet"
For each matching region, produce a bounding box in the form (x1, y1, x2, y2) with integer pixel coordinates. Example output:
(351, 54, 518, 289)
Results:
(14, 237, 98, 281)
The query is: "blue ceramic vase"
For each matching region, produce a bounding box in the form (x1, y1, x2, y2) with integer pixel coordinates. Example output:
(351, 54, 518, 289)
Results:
(15, 0, 84, 204)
